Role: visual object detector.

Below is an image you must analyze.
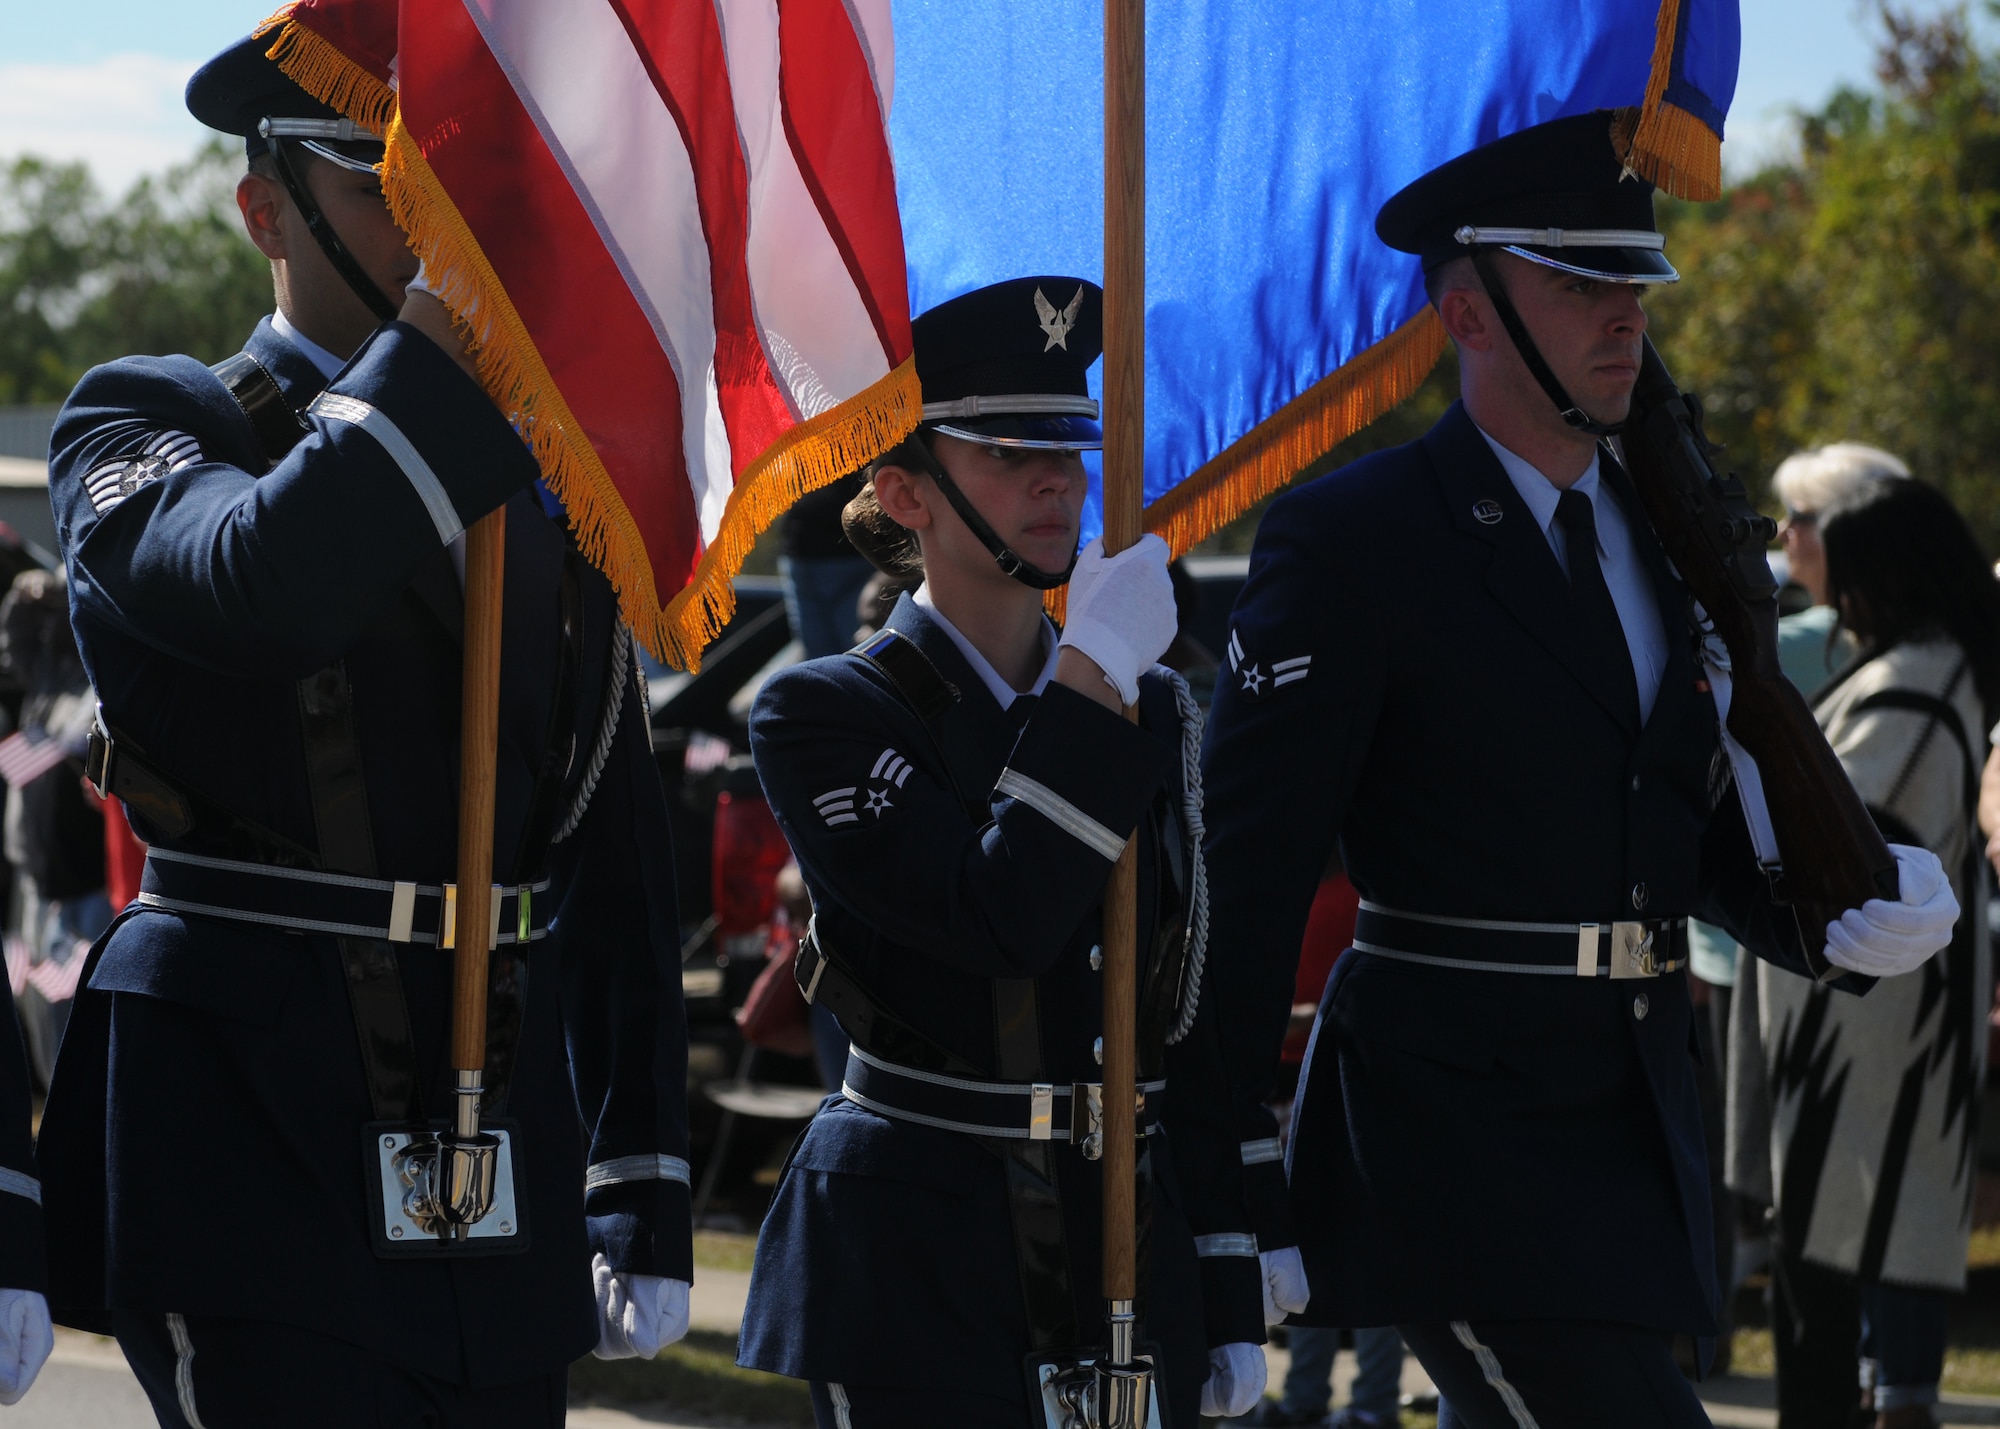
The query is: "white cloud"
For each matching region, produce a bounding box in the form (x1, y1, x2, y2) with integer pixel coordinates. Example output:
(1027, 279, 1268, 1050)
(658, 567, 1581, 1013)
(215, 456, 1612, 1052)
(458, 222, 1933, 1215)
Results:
(0, 54, 215, 199)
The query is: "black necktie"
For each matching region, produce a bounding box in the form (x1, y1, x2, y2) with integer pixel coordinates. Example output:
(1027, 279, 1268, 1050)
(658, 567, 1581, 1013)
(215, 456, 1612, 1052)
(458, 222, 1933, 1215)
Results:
(1554, 488, 1640, 726)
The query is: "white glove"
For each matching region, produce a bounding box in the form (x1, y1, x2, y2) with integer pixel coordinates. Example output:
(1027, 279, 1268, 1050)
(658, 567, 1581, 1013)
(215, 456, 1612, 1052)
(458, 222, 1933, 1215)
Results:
(1822, 843, 1960, 978)
(590, 1253, 691, 1360)
(1058, 534, 1177, 706)
(0, 1290, 52, 1405)
(1199, 1341, 1267, 1418)
(1260, 1244, 1310, 1326)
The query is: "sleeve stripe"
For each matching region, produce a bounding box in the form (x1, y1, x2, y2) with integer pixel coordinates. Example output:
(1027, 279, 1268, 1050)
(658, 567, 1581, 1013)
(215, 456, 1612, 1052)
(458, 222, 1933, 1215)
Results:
(585, 1153, 692, 1193)
(0, 1167, 41, 1207)
(994, 769, 1128, 862)
(1240, 1137, 1283, 1166)
(307, 393, 464, 546)
(1193, 1232, 1258, 1258)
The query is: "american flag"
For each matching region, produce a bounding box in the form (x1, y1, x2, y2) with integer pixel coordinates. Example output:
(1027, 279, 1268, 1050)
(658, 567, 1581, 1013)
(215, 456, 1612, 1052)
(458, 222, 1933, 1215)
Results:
(5, 936, 90, 1003)
(258, 0, 919, 669)
(0, 731, 73, 789)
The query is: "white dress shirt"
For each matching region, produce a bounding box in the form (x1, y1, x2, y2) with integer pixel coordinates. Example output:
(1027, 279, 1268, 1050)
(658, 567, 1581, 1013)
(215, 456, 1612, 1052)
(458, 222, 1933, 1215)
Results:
(914, 584, 1060, 710)
(1476, 428, 1669, 724)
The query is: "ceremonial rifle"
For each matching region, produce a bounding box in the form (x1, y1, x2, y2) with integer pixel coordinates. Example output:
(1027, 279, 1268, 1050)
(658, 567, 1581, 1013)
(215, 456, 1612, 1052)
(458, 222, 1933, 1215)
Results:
(1620, 336, 1900, 966)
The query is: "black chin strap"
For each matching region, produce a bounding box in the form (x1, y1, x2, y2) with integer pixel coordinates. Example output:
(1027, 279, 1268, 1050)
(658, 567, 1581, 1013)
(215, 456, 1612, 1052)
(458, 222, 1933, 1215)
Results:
(268, 138, 400, 325)
(1466, 247, 1624, 439)
(908, 433, 1079, 591)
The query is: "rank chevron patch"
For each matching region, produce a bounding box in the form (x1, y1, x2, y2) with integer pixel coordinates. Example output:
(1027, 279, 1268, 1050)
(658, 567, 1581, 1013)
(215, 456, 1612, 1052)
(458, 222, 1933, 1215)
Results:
(1227, 628, 1311, 697)
(813, 787, 859, 827)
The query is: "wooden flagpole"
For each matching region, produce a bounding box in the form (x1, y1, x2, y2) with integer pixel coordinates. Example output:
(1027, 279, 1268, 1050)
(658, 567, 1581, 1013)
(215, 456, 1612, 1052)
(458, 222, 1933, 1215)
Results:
(1101, 0, 1144, 1378)
(449, 508, 505, 1153)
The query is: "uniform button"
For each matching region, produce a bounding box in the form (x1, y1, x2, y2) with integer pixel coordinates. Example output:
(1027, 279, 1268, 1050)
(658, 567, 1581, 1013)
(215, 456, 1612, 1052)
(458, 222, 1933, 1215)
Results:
(1631, 882, 1649, 910)
(1630, 774, 1641, 793)
(1633, 994, 1651, 1020)
(1093, 1037, 1104, 1065)
(1090, 945, 1103, 971)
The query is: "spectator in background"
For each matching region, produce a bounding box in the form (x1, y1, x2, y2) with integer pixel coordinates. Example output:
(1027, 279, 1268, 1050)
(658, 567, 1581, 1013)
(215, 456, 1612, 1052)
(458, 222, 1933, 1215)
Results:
(0, 568, 108, 1087)
(780, 472, 875, 660)
(1749, 478, 1998, 1428)
(1696, 444, 1909, 1315)
(1251, 856, 1410, 1429)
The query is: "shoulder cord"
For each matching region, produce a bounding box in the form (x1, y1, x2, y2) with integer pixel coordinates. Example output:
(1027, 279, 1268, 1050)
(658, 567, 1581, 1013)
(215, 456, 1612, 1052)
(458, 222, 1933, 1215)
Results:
(1163, 666, 1210, 1046)
(552, 620, 636, 844)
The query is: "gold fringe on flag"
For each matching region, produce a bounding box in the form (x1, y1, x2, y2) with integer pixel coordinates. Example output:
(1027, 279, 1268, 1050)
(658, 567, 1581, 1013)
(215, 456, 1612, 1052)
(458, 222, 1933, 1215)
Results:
(1046, 308, 1446, 621)
(1612, 0, 1723, 202)
(257, 9, 920, 670)
(377, 121, 920, 671)
(1144, 307, 1447, 559)
(255, 4, 396, 134)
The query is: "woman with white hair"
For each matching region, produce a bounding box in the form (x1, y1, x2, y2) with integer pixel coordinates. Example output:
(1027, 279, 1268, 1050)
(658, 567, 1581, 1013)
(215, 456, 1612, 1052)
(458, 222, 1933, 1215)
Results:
(1775, 442, 1912, 610)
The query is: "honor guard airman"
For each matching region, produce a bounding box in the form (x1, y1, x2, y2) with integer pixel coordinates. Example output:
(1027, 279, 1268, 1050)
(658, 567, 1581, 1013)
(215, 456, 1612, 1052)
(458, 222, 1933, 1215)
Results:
(1199, 114, 1957, 1428)
(35, 26, 693, 1426)
(737, 278, 1268, 1427)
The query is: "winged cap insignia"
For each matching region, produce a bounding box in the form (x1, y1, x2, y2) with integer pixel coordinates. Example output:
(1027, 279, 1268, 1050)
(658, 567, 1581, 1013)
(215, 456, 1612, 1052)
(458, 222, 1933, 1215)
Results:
(1034, 285, 1085, 351)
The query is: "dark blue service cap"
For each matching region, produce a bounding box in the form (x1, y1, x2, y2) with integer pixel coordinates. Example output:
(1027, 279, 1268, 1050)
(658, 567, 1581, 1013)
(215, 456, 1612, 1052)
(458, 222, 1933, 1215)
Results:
(186, 31, 384, 168)
(1375, 112, 1677, 285)
(913, 277, 1104, 450)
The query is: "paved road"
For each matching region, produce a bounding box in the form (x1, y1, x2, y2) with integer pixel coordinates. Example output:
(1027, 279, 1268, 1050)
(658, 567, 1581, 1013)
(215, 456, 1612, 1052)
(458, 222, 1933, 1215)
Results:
(25, 1293, 2000, 1427)
(8, 1272, 763, 1429)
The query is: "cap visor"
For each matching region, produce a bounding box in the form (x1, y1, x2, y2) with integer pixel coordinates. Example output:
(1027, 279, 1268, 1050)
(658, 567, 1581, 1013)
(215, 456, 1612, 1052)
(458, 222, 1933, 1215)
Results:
(929, 415, 1103, 451)
(1506, 245, 1679, 284)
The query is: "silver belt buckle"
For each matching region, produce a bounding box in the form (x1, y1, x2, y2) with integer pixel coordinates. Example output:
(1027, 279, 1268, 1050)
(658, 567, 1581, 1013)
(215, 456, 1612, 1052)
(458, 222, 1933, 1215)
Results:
(1608, 922, 1657, 979)
(1029, 1084, 1055, 1141)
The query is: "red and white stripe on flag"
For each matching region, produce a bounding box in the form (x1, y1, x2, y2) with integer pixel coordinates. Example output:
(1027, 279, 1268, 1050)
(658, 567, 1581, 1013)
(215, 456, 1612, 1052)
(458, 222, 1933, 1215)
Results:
(0, 732, 72, 789)
(258, 0, 920, 670)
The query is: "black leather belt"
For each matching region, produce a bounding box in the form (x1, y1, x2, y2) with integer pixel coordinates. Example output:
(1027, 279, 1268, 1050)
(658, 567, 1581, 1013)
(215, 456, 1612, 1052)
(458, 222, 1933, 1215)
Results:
(1353, 899, 1688, 978)
(138, 847, 550, 947)
(840, 1045, 1164, 1143)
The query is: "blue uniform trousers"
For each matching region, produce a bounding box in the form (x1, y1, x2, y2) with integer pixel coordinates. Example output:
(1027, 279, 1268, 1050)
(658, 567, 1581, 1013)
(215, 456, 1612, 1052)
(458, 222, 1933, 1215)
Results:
(114, 1312, 565, 1428)
(1402, 1320, 1708, 1429)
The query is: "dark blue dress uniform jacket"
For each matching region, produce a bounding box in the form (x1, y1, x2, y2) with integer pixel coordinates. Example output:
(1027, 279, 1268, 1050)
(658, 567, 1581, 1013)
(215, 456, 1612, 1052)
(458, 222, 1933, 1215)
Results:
(1202, 402, 1854, 1336)
(738, 596, 1264, 1421)
(0, 1005, 44, 1297)
(36, 317, 691, 1384)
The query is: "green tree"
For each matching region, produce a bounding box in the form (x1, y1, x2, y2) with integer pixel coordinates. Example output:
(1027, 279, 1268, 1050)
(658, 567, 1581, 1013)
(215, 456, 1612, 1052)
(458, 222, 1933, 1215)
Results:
(67, 141, 272, 373)
(0, 157, 97, 403)
(0, 139, 270, 404)
(1648, 3, 2000, 550)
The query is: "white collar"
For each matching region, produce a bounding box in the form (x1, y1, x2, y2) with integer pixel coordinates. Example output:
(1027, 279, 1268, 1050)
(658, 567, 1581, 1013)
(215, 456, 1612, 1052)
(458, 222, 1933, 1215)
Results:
(271, 309, 348, 382)
(1476, 426, 1604, 555)
(913, 584, 1060, 710)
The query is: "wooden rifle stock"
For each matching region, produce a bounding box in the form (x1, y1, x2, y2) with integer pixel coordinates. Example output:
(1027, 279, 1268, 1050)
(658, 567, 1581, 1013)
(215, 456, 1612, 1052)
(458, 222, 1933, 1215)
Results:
(1620, 338, 1899, 952)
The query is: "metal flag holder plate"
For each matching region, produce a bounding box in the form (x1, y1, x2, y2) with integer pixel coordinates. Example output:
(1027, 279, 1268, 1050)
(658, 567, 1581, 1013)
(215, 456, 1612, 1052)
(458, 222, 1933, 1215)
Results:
(1032, 1332, 1158, 1429)
(367, 1118, 529, 1257)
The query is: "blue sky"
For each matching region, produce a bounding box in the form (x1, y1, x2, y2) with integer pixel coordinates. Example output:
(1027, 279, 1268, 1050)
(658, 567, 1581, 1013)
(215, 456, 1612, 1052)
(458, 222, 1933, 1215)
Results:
(0, 0, 1968, 195)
